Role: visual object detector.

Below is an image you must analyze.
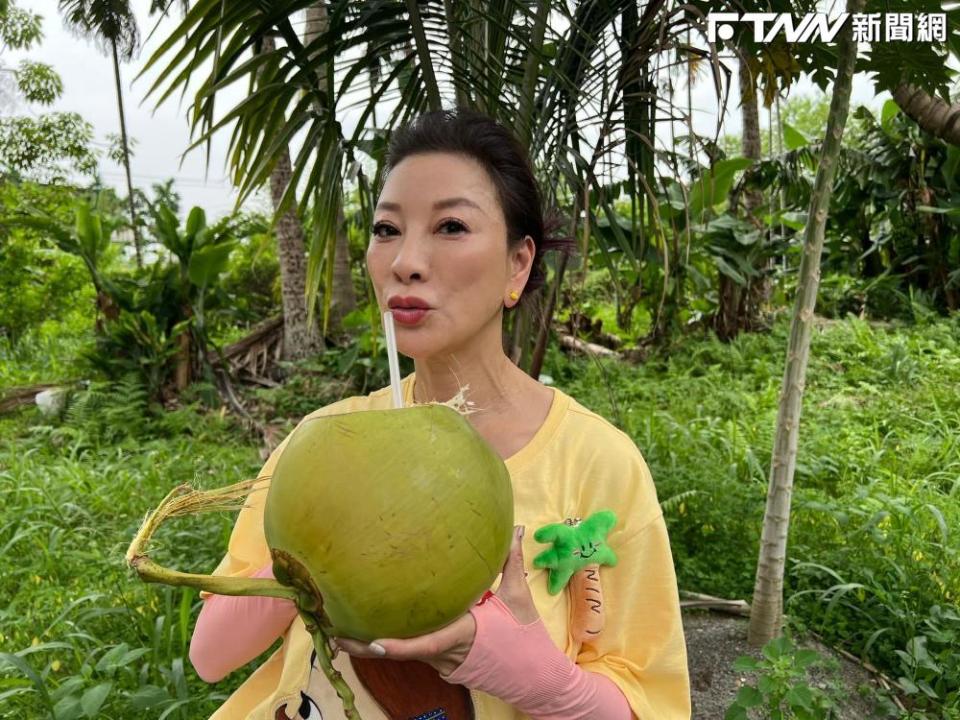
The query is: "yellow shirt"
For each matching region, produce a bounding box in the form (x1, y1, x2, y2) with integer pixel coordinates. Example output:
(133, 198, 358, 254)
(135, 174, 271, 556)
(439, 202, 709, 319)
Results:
(201, 372, 691, 719)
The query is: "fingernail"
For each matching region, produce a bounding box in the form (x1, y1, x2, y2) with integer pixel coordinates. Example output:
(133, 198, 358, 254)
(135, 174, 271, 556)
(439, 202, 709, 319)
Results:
(519, 525, 525, 539)
(368, 642, 386, 656)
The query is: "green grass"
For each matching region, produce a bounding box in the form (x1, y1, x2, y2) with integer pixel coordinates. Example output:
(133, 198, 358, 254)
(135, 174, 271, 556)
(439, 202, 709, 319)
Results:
(0, 309, 94, 390)
(546, 313, 960, 715)
(0, 400, 267, 719)
(2, 311, 959, 717)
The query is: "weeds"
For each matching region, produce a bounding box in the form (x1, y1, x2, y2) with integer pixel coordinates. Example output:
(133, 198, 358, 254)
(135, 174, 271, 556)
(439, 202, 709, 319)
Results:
(0, 392, 261, 718)
(557, 314, 960, 716)
(2, 313, 958, 717)
(725, 635, 845, 720)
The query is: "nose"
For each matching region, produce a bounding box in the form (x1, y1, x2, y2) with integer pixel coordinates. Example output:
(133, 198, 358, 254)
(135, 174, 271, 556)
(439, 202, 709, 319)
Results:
(390, 233, 430, 283)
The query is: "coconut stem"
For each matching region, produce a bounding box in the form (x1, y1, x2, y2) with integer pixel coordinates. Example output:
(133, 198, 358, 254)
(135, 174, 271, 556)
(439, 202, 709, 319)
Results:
(126, 479, 267, 568)
(301, 611, 363, 719)
(128, 555, 298, 600)
(126, 479, 367, 719)
(125, 479, 298, 598)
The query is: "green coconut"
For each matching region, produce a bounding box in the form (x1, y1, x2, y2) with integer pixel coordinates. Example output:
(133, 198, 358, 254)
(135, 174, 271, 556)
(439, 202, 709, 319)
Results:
(263, 400, 514, 642)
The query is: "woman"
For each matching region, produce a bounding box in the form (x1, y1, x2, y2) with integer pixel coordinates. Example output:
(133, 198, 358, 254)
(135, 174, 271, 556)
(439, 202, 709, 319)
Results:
(190, 108, 691, 719)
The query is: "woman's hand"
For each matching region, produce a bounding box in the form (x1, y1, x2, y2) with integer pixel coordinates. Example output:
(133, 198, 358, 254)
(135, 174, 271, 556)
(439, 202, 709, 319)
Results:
(333, 525, 535, 677)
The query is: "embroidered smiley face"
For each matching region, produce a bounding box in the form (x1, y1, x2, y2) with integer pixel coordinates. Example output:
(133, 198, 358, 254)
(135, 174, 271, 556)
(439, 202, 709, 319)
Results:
(573, 540, 602, 560)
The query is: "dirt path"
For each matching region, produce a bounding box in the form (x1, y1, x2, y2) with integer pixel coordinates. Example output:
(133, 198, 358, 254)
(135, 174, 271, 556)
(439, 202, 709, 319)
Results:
(683, 610, 893, 718)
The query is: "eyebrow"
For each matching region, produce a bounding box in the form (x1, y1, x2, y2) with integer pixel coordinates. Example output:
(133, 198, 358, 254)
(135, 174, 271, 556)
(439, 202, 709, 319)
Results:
(375, 197, 485, 214)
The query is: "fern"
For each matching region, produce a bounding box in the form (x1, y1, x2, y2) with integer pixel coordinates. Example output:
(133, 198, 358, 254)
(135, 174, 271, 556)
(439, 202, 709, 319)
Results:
(63, 375, 151, 444)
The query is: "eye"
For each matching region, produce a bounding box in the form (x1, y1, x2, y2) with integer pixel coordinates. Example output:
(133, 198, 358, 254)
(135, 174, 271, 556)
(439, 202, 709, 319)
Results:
(437, 219, 467, 235)
(371, 221, 397, 239)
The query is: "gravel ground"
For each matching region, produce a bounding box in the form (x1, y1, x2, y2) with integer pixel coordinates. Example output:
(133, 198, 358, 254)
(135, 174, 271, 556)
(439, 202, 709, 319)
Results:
(683, 609, 897, 719)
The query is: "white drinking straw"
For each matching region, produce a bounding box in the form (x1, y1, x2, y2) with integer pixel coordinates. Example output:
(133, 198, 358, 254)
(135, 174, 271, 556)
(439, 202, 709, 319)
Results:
(383, 310, 404, 409)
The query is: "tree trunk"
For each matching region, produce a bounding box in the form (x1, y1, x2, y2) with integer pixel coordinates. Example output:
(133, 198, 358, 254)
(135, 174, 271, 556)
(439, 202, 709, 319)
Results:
(892, 83, 960, 146)
(328, 203, 357, 333)
(715, 273, 741, 341)
(520, 292, 544, 372)
(739, 57, 770, 330)
(716, 57, 764, 341)
(506, 0, 552, 370)
(270, 147, 323, 360)
(174, 306, 191, 391)
(262, 35, 322, 361)
(530, 250, 571, 380)
(508, 301, 529, 367)
(747, 0, 865, 647)
(305, 4, 357, 335)
(94, 290, 119, 336)
(775, 93, 788, 283)
(509, 291, 545, 374)
(111, 38, 141, 268)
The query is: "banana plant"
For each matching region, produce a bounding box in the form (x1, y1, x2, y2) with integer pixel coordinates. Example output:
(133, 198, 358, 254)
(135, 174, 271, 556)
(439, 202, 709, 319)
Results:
(3, 196, 239, 396)
(147, 202, 236, 388)
(151, 203, 235, 301)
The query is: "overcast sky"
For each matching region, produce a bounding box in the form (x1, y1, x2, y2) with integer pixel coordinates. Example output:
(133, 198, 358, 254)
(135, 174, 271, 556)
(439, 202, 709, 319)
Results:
(8, 2, 893, 221)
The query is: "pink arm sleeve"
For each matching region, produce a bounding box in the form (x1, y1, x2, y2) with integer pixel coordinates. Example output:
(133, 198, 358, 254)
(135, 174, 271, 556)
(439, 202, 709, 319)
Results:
(441, 595, 634, 720)
(188, 563, 299, 683)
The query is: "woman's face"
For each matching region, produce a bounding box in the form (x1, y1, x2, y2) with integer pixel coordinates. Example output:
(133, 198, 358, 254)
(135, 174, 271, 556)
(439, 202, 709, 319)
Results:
(366, 151, 534, 359)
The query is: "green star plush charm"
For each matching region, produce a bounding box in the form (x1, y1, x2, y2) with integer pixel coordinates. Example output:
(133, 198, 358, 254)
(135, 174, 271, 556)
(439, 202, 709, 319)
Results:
(532, 510, 618, 595)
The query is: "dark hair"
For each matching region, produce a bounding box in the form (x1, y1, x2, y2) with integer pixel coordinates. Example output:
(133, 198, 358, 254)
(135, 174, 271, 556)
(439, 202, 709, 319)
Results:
(381, 108, 576, 310)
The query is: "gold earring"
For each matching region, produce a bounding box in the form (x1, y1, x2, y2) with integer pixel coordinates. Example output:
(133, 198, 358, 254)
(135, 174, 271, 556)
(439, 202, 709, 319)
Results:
(509, 291, 519, 301)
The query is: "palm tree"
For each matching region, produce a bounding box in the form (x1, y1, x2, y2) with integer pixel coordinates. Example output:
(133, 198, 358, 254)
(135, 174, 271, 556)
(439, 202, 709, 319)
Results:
(139, 0, 688, 374)
(259, 31, 323, 361)
(305, 2, 356, 336)
(892, 83, 960, 146)
(714, 56, 764, 341)
(58, 0, 143, 267)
